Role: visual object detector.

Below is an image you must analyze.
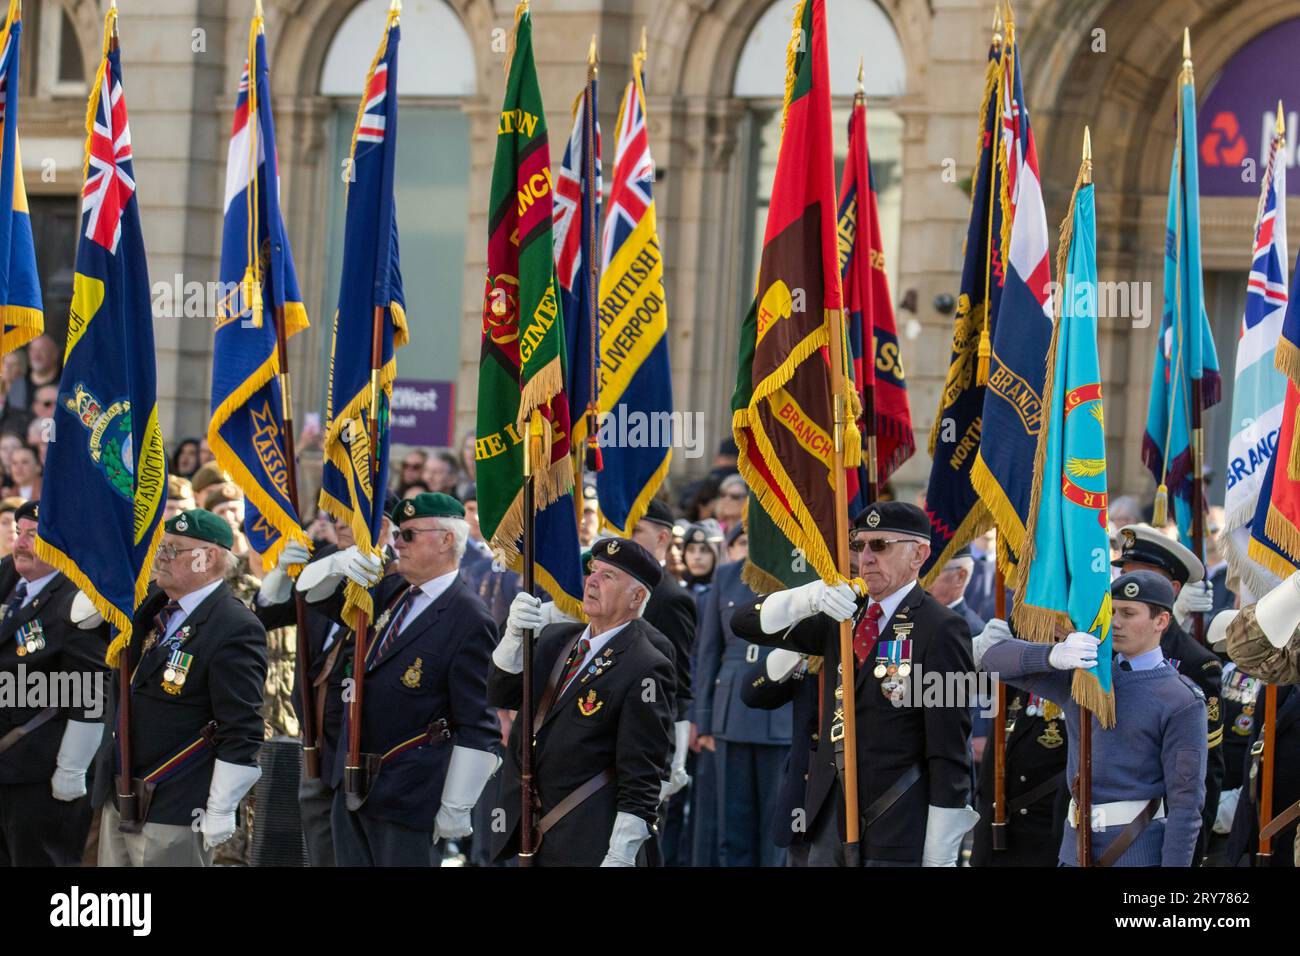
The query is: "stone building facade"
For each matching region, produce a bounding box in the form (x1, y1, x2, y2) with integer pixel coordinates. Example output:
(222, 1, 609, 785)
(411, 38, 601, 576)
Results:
(21, 0, 1300, 508)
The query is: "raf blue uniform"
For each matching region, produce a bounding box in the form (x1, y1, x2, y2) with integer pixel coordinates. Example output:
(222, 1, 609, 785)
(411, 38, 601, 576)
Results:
(311, 570, 500, 866)
(694, 559, 791, 866)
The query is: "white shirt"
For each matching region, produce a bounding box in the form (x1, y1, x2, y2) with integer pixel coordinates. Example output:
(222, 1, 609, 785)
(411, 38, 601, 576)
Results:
(866, 579, 917, 630)
(392, 568, 459, 636)
(18, 570, 59, 606)
(1116, 646, 1167, 672)
(165, 577, 225, 640)
(563, 620, 631, 690)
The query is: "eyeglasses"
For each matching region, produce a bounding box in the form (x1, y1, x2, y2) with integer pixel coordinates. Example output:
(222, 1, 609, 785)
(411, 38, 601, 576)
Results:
(396, 527, 450, 543)
(849, 537, 919, 554)
(721, 490, 747, 501)
(402, 461, 423, 471)
(158, 543, 210, 560)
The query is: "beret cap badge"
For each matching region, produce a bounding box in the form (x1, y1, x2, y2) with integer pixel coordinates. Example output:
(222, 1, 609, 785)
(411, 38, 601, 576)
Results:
(1123, 581, 1139, 598)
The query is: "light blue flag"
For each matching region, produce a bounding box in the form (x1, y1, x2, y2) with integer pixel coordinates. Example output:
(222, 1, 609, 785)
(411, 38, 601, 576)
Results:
(1014, 167, 1114, 726)
(1142, 78, 1221, 549)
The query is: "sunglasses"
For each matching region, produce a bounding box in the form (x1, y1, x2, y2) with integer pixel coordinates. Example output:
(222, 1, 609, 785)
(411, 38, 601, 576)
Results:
(396, 527, 449, 543)
(849, 537, 918, 554)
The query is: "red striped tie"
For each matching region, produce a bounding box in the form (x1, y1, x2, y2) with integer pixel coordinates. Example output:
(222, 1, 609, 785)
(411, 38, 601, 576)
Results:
(560, 637, 591, 690)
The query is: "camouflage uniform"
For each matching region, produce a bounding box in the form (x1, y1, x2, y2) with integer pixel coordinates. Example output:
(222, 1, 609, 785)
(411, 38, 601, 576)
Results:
(1226, 605, 1300, 865)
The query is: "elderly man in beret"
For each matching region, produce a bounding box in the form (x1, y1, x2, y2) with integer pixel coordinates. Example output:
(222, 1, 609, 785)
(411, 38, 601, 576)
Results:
(301, 492, 501, 867)
(982, 571, 1207, 866)
(490, 536, 676, 866)
(731, 500, 978, 867)
(99, 509, 267, 867)
(0, 501, 111, 865)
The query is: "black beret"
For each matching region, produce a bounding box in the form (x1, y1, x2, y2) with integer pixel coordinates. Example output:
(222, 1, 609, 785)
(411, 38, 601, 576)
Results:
(13, 500, 38, 524)
(641, 498, 676, 529)
(683, 522, 722, 547)
(395, 492, 465, 525)
(166, 508, 234, 550)
(384, 491, 401, 518)
(589, 537, 662, 591)
(1112, 523, 1204, 585)
(852, 500, 929, 539)
(1111, 570, 1175, 611)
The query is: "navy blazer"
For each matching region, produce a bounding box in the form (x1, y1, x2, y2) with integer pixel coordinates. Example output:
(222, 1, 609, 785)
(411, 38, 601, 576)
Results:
(321, 572, 500, 832)
(694, 560, 792, 745)
(741, 654, 818, 849)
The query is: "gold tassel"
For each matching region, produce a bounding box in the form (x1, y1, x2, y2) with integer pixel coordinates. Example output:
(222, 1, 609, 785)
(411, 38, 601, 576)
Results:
(976, 328, 991, 385)
(1152, 484, 1169, 527)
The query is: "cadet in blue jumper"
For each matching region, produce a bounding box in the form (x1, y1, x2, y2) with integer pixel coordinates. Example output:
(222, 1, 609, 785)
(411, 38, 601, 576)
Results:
(980, 571, 1207, 866)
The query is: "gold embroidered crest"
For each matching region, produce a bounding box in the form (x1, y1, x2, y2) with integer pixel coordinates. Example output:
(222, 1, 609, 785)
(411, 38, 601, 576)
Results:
(402, 657, 424, 689)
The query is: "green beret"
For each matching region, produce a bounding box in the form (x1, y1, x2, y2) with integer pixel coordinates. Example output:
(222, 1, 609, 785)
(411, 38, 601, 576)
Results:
(395, 492, 465, 525)
(165, 508, 234, 550)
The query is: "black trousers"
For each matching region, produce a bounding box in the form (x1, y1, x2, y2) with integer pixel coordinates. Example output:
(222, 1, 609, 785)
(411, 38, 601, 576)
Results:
(330, 788, 432, 867)
(0, 780, 93, 866)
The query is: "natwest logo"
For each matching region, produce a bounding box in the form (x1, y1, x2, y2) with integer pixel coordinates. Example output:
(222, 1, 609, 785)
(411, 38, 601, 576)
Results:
(1200, 111, 1249, 166)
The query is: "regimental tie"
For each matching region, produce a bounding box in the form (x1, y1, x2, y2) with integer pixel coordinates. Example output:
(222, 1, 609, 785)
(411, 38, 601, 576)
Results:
(853, 602, 883, 665)
(154, 601, 183, 651)
(368, 587, 417, 666)
(561, 637, 592, 690)
(4, 581, 28, 630)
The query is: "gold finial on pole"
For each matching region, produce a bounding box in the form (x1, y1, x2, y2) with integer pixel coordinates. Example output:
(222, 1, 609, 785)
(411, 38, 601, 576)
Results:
(857, 56, 864, 96)
(639, 25, 647, 58)
(391, 0, 402, 13)
(255, 0, 263, 17)
(588, 34, 597, 69)
(1181, 27, 1193, 84)
(1082, 126, 1092, 185)
(1001, 0, 1015, 40)
(1278, 100, 1286, 136)
(992, 2, 1003, 46)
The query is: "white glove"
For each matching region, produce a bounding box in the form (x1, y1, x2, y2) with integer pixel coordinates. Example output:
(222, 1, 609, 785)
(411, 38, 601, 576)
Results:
(1214, 786, 1241, 835)
(69, 591, 103, 630)
(1253, 570, 1300, 649)
(972, 618, 1012, 671)
(1049, 632, 1099, 670)
(1173, 580, 1213, 626)
(921, 804, 980, 866)
(50, 720, 103, 801)
(658, 720, 691, 802)
(202, 760, 262, 851)
(433, 746, 502, 842)
(765, 648, 803, 682)
(493, 592, 545, 674)
(296, 545, 382, 602)
(600, 811, 650, 867)
(758, 579, 858, 632)
(259, 540, 313, 605)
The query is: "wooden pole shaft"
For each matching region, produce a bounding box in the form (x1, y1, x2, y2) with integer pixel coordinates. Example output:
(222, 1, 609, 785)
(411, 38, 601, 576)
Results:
(1257, 683, 1278, 862)
(518, 473, 537, 866)
(1078, 708, 1093, 866)
(991, 569, 1008, 849)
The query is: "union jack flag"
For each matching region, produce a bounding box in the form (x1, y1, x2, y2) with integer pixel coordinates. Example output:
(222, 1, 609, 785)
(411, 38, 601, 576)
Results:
(601, 87, 652, 266)
(357, 62, 388, 144)
(553, 95, 600, 294)
(83, 64, 135, 254)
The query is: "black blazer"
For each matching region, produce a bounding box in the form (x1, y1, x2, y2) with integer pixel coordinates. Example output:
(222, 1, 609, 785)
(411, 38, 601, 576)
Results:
(1162, 620, 1225, 851)
(741, 654, 818, 849)
(645, 573, 696, 720)
(315, 572, 500, 831)
(488, 617, 675, 866)
(970, 689, 1068, 866)
(114, 581, 268, 826)
(1226, 684, 1300, 866)
(733, 582, 974, 864)
(0, 564, 110, 785)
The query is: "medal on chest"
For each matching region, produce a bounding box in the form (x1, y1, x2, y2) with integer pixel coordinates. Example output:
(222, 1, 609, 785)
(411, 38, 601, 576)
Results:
(876, 637, 913, 702)
(14, 619, 45, 656)
(577, 689, 604, 716)
(161, 650, 194, 695)
(401, 657, 424, 689)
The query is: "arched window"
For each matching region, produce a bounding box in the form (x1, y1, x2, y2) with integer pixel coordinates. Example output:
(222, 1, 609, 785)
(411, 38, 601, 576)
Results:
(733, 0, 906, 302)
(317, 0, 476, 446)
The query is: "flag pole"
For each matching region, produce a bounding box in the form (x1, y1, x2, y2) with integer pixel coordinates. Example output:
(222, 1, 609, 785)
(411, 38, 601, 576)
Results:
(1075, 126, 1095, 868)
(343, 303, 386, 807)
(1181, 29, 1209, 648)
(986, 1, 1009, 852)
(1256, 682, 1278, 861)
(827, 296, 860, 861)
(518, 411, 544, 866)
(247, 5, 320, 781)
(574, 34, 601, 531)
(855, 59, 878, 503)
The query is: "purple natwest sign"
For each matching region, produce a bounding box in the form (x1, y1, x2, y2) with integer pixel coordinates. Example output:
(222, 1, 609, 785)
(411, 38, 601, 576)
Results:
(1199, 17, 1300, 196)
(390, 379, 454, 448)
